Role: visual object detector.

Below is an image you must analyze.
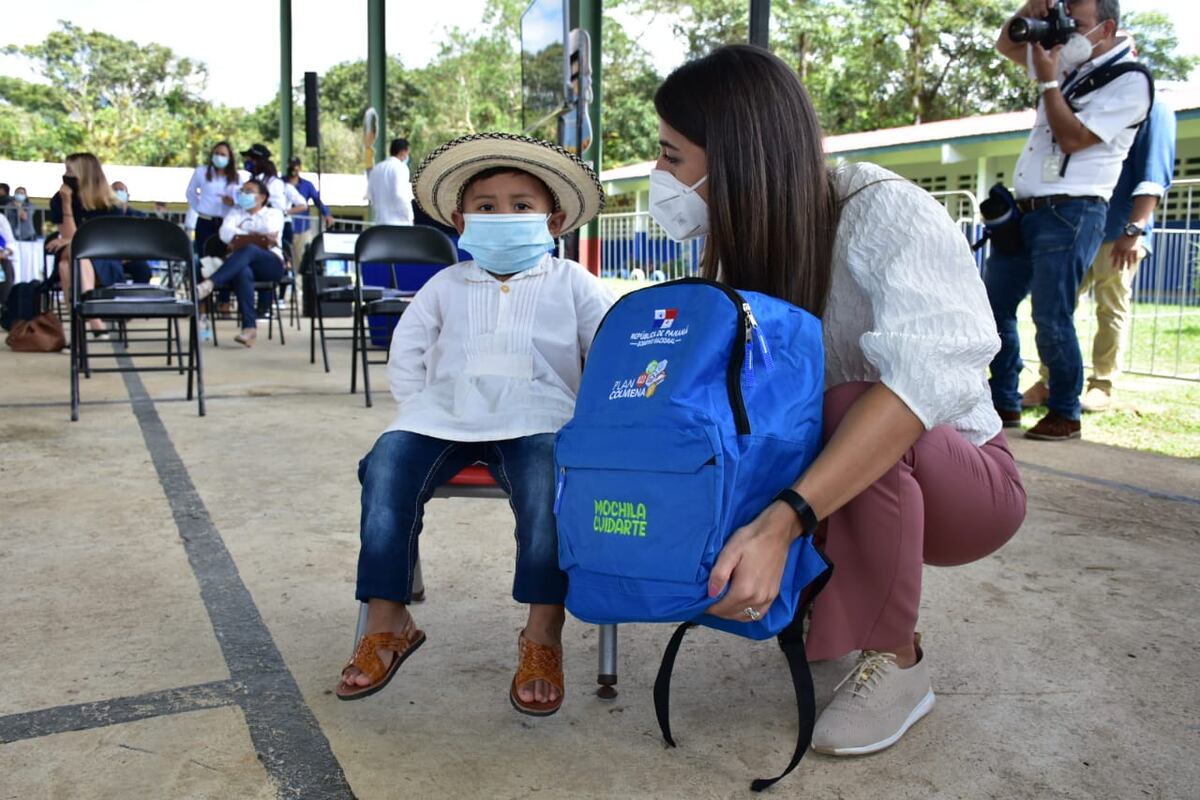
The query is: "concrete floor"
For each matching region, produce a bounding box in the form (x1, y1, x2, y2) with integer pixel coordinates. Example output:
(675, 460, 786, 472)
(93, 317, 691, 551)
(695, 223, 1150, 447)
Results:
(1, 319, 1198, 800)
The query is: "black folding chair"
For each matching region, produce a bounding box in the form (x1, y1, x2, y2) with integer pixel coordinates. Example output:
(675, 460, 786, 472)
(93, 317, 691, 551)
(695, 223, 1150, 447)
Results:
(69, 216, 205, 421)
(200, 235, 288, 346)
(351, 225, 458, 407)
(308, 232, 360, 372)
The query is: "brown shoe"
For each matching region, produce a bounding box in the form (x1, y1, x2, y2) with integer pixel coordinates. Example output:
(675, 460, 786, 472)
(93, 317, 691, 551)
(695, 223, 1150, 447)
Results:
(996, 407, 1022, 429)
(1025, 411, 1081, 441)
(1021, 380, 1049, 408)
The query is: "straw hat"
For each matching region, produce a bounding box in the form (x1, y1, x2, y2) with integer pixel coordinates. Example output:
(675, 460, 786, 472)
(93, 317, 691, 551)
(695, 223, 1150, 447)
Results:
(413, 133, 605, 234)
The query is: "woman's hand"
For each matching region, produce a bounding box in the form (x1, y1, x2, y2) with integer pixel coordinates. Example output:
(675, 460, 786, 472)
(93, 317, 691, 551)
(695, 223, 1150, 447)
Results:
(59, 183, 73, 200)
(222, 195, 235, 207)
(46, 237, 70, 254)
(705, 501, 799, 621)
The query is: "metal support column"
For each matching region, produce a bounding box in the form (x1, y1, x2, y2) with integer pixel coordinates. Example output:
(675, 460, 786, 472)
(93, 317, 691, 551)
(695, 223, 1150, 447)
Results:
(578, 0, 603, 273)
(368, 0, 388, 165)
(749, 0, 771, 49)
(280, 0, 293, 163)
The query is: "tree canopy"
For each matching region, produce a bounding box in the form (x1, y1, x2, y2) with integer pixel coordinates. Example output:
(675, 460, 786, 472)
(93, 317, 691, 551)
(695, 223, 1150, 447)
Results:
(1, 3, 1194, 173)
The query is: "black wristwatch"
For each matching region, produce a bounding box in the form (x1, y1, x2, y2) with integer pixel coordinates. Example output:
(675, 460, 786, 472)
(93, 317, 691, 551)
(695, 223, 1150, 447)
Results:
(773, 488, 819, 537)
(1122, 222, 1145, 238)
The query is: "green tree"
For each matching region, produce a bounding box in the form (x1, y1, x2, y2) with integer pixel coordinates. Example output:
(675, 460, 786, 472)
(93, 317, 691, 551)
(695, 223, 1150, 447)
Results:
(600, 21, 663, 166)
(1123, 10, 1199, 82)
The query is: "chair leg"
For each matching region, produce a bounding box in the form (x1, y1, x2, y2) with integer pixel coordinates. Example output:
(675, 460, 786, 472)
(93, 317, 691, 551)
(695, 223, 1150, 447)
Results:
(412, 559, 425, 602)
(353, 602, 369, 651)
(186, 317, 195, 401)
(80, 321, 91, 379)
(165, 318, 174, 366)
(360, 309, 372, 407)
(276, 292, 286, 345)
(350, 305, 360, 395)
(597, 623, 618, 699)
(69, 311, 80, 421)
(193, 313, 206, 417)
(317, 300, 330, 372)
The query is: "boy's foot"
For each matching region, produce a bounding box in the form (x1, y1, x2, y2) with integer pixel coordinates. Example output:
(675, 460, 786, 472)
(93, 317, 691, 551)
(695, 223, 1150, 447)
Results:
(233, 328, 257, 347)
(336, 614, 424, 701)
(510, 629, 564, 717)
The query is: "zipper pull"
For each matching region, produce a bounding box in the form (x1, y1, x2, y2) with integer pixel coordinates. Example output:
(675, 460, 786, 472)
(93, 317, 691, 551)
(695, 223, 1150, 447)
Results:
(743, 339, 756, 387)
(755, 326, 775, 371)
(553, 468, 566, 515)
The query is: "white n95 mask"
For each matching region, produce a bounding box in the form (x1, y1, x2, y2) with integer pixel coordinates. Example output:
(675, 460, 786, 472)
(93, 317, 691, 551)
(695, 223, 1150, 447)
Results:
(1061, 23, 1103, 69)
(649, 169, 710, 242)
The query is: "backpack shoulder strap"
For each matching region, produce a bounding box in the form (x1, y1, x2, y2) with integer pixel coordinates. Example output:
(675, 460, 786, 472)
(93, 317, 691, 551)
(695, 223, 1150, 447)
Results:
(652, 546, 834, 792)
(1066, 62, 1154, 125)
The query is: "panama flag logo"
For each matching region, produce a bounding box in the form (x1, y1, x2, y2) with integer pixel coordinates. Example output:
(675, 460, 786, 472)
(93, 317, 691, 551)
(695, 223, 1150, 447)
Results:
(652, 308, 678, 330)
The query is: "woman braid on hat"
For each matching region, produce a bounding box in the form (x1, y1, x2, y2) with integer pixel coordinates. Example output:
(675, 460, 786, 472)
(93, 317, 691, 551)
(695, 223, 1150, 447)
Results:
(336, 135, 615, 715)
(650, 45, 1027, 756)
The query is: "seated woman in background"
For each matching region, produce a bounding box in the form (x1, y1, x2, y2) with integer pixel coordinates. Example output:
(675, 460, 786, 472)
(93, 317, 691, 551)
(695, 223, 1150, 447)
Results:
(46, 152, 128, 338)
(196, 179, 285, 348)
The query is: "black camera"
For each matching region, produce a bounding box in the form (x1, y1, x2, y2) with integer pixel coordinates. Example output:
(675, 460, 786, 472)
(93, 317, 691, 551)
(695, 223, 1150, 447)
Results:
(1008, 1, 1077, 49)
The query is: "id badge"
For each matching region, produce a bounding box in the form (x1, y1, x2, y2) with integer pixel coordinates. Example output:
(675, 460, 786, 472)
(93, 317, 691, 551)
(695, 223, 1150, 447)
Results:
(1041, 153, 1064, 183)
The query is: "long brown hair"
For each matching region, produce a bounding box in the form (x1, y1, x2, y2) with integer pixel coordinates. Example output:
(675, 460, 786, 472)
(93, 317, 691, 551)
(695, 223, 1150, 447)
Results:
(654, 45, 838, 317)
(65, 152, 115, 211)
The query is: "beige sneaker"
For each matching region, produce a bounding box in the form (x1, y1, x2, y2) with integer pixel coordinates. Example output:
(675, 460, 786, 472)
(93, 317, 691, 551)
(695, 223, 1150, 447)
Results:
(1021, 380, 1049, 408)
(1081, 386, 1112, 413)
(811, 644, 935, 756)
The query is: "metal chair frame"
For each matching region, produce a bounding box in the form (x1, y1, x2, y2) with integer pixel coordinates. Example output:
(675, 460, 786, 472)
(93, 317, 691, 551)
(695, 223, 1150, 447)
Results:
(68, 217, 205, 420)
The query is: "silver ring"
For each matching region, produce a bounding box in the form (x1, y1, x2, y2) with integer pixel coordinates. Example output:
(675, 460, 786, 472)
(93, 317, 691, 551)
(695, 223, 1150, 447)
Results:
(744, 606, 761, 621)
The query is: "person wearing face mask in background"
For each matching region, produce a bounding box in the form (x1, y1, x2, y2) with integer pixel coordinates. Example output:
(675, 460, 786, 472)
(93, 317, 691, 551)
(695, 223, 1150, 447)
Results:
(105, 181, 154, 284)
(987, 0, 1152, 441)
(196, 179, 286, 347)
(336, 134, 614, 718)
(47, 152, 130, 337)
(186, 141, 243, 260)
(5, 186, 38, 283)
(366, 138, 415, 226)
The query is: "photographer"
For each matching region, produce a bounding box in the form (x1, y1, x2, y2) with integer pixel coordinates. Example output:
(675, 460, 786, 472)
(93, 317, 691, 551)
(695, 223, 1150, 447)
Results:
(987, 0, 1151, 441)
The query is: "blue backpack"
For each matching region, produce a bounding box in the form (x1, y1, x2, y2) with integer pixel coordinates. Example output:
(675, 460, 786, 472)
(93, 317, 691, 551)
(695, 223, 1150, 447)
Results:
(554, 278, 832, 790)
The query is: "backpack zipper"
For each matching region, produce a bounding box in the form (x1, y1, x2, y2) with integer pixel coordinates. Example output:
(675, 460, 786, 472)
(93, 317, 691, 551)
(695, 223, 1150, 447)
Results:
(593, 277, 752, 435)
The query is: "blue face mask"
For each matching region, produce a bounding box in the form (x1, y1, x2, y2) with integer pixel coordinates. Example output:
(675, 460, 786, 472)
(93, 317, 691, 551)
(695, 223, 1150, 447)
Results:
(13, 193, 26, 203)
(212, 154, 229, 169)
(244, 160, 255, 173)
(458, 213, 554, 275)
(235, 191, 258, 210)
(114, 189, 129, 204)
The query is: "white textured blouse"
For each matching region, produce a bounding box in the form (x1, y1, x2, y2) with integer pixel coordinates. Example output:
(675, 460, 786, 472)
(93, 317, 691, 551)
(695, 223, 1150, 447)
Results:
(385, 255, 616, 442)
(825, 162, 1002, 446)
(184, 165, 239, 219)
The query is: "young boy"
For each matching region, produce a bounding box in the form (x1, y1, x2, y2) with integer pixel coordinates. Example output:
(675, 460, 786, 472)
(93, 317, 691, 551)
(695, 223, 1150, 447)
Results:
(336, 134, 614, 716)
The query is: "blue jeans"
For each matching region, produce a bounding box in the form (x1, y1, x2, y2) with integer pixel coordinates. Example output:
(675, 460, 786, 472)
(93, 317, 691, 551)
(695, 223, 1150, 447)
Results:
(208, 244, 283, 328)
(356, 430, 565, 606)
(985, 198, 1106, 420)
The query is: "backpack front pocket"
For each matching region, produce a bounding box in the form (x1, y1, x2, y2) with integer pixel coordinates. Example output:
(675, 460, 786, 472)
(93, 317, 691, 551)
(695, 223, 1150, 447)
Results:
(555, 422, 723, 585)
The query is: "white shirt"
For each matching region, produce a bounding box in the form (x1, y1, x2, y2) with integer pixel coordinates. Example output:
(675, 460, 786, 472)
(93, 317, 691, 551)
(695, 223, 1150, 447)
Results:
(367, 156, 414, 226)
(218, 205, 286, 262)
(826, 163, 1002, 446)
(283, 180, 305, 213)
(1014, 43, 1150, 200)
(0, 213, 19, 277)
(385, 255, 616, 441)
(185, 165, 240, 219)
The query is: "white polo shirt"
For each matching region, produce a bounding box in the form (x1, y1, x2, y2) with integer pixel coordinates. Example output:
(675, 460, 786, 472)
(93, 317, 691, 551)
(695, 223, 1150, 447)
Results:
(367, 156, 415, 226)
(385, 255, 616, 442)
(1014, 42, 1150, 201)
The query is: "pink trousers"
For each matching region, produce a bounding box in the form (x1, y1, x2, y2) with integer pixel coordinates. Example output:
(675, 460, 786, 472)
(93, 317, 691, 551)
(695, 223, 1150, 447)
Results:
(805, 382, 1027, 661)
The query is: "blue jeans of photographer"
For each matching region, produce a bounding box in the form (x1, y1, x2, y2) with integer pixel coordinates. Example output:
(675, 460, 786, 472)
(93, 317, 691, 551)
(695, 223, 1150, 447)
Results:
(985, 198, 1107, 420)
(355, 430, 565, 606)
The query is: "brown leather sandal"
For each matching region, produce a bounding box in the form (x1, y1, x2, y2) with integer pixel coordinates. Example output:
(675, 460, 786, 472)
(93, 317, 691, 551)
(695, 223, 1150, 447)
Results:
(509, 630, 564, 717)
(336, 629, 426, 701)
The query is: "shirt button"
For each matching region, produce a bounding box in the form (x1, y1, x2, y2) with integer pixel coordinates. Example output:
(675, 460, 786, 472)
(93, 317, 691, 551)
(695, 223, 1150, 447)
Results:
(500, 284, 510, 293)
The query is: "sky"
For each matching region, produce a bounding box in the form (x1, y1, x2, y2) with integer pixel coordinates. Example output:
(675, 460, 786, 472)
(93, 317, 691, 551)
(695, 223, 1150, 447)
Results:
(0, 0, 1193, 112)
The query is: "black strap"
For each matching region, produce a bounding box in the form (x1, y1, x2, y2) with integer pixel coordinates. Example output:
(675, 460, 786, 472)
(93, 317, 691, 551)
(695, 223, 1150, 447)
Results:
(653, 545, 834, 792)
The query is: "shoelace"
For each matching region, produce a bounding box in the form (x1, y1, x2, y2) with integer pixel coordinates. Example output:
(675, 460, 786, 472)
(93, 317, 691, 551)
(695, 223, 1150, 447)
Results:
(833, 650, 898, 699)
